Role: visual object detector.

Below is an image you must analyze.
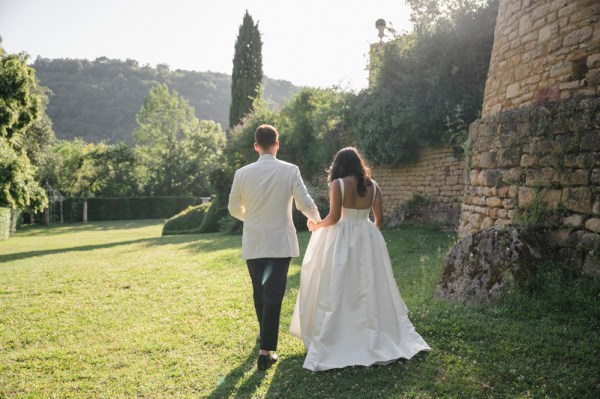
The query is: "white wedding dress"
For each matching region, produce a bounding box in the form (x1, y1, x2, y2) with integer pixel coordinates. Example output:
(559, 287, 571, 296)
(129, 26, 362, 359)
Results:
(290, 179, 431, 371)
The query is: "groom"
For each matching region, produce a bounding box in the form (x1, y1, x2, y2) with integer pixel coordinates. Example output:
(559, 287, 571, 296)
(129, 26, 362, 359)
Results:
(228, 124, 320, 371)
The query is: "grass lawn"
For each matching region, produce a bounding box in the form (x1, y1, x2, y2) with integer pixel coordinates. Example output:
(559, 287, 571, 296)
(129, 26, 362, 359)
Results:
(0, 220, 598, 398)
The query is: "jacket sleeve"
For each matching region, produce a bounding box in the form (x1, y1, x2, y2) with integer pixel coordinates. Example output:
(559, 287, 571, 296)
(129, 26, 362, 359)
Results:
(228, 170, 245, 221)
(291, 166, 321, 222)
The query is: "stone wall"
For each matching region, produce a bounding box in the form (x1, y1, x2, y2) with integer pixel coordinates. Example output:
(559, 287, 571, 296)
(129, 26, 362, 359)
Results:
(482, 0, 600, 116)
(309, 145, 465, 227)
(457, 0, 600, 275)
(459, 96, 600, 273)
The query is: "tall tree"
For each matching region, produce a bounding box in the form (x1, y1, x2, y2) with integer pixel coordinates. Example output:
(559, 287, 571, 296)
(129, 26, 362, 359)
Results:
(0, 38, 47, 211)
(134, 84, 225, 196)
(229, 10, 263, 128)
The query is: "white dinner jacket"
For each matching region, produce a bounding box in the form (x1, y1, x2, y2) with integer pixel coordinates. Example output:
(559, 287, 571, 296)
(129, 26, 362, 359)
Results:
(228, 154, 321, 260)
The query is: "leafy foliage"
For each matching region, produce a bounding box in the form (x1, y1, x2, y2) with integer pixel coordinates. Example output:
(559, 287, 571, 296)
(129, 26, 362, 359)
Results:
(32, 57, 298, 143)
(278, 87, 351, 178)
(134, 84, 225, 196)
(162, 203, 211, 235)
(0, 40, 48, 211)
(347, 0, 498, 165)
(229, 10, 263, 128)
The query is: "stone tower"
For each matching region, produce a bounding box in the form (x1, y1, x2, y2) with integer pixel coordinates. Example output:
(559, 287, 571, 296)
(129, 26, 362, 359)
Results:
(458, 0, 600, 273)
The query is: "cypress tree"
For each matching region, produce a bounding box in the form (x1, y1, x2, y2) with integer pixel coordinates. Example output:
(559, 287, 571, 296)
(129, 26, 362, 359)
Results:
(229, 10, 263, 128)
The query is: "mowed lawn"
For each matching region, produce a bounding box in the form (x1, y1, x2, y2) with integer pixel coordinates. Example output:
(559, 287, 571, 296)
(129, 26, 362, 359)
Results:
(0, 220, 598, 398)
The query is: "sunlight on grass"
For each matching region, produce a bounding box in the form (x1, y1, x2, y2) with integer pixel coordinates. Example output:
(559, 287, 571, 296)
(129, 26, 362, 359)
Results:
(1, 221, 598, 398)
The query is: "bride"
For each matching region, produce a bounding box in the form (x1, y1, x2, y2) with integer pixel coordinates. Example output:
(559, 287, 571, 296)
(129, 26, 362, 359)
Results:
(290, 147, 431, 371)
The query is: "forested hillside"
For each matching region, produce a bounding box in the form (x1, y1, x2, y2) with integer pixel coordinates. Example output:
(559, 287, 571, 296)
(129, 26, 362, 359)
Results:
(32, 57, 299, 143)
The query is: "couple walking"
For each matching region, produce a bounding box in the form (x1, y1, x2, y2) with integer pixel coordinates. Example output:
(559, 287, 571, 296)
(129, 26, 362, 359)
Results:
(228, 124, 430, 372)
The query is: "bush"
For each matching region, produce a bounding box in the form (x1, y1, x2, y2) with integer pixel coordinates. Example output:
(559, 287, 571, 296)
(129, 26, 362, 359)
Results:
(9, 209, 22, 233)
(218, 214, 243, 235)
(198, 200, 228, 233)
(0, 207, 10, 241)
(162, 203, 211, 235)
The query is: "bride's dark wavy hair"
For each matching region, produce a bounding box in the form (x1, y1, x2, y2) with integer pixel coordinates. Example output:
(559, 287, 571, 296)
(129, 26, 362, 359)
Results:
(327, 147, 372, 196)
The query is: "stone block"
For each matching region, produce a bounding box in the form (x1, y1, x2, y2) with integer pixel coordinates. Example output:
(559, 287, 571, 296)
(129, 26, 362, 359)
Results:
(503, 198, 516, 209)
(539, 189, 563, 209)
(563, 26, 594, 46)
(587, 53, 600, 69)
(497, 209, 508, 219)
(507, 83, 520, 99)
(498, 147, 522, 168)
(556, 168, 589, 186)
(580, 131, 600, 151)
(486, 196, 504, 208)
(502, 168, 523, 184)
(547, 228, 572, 247)
(562, 187, 593, 213)
(573, 229, 600, 251)
(538, 22, 558, 42)
(518, 186, 537, 208)
(482, 169, 503, 187)
(535, 85, 561, 104)
(494, 218, 513, 227)
(555, 133, 580, 152)
(481, 217, 495, 229)
(526, 167, 555, 187)
(521, 154, 539, 167)
(594, 196, 600, 215)
(564, 153, 591, 168)
(498, 186, 511, 198)
(583, 213, 600, 232)
(563, 213, 584, 227)
(470, 169, 481, 186)
(480, 152, 497, 168)
(583, 253, 600, 277)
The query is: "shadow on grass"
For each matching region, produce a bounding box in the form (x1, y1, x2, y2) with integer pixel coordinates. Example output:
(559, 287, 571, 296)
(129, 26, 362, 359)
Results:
(15, 219, 165, 236)
(262, 352, 432, 398)
(206, 346, 268, 399)
(0, 233, 241, 264)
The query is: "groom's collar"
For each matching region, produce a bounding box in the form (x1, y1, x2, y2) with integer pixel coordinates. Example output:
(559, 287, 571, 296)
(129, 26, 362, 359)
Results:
(258, 154, 276, 161)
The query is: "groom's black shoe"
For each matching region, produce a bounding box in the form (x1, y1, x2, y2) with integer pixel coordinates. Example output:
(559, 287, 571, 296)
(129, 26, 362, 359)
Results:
(257, 353, 278, 371)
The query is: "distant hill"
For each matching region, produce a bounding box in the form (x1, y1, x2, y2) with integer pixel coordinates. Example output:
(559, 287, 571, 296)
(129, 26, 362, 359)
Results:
(32, 57, 300, 143)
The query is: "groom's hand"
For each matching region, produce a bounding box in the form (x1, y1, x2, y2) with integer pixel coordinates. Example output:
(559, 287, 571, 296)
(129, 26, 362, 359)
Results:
(307, 220, 318, 232)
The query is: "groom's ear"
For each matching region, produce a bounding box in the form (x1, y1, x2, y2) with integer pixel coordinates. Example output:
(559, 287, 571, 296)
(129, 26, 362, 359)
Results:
(254, 143, 261, 153)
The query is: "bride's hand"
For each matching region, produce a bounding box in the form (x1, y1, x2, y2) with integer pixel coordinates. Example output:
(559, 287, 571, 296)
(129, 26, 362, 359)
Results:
(307, 220, 318, 232)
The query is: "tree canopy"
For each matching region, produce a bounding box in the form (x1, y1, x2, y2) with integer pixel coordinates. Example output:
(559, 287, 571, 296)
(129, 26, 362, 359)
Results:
(134, 84, 225, 196)
(0, 39, 48, 211)
(229, 10, 263, 128)
(347, 0, 498, 165)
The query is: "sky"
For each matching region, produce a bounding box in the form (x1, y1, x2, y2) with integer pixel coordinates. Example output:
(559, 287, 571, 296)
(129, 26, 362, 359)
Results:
(0, 0, 412, 91)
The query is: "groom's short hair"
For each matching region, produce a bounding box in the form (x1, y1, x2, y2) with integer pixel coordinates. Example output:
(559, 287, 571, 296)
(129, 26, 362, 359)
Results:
(255, 124, 279, 149)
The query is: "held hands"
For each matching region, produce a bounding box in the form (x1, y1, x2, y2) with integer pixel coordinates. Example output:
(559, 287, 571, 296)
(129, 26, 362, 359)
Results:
(307, 220, 319, 232)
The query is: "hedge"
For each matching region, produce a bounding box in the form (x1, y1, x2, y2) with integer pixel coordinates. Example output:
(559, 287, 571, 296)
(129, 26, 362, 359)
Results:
(162, 203, 211, 236)
(0, 207, 10, 241)
(9, 209, 22, 233)
(61, 197, 200, 222)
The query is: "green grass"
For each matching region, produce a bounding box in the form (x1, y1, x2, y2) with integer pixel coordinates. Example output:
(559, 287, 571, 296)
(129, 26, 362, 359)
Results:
(0, 220, 598, 398)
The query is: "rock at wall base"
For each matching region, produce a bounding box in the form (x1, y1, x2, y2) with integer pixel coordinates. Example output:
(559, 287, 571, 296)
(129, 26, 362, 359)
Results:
(435, 226, 543, 304)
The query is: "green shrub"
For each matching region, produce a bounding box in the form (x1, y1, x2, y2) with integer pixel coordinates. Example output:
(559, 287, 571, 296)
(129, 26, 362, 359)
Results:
(198, 200, 228, 233)
(162, 203, 211, 236)
(0, 207, 10, 241)
(9, 209, 21, 233)
(218, 214, 243, 234)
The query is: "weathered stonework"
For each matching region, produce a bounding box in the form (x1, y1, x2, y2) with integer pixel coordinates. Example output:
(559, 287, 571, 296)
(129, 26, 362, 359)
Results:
(457, 0, 600, 276)
(310, 145, 465, 227)
(483, 0, 600, 115)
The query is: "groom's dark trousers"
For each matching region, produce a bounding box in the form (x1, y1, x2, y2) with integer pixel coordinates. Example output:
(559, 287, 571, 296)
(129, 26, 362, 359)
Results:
(246, 257, 292, 351)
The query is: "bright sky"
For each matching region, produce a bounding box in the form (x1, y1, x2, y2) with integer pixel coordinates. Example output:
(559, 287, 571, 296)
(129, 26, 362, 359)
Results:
(0, 0, 412, 91)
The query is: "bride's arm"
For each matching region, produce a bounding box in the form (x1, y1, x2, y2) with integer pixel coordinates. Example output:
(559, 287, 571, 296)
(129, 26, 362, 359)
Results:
(308, 179, 342, 231)
(372, 185, 383, 228)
